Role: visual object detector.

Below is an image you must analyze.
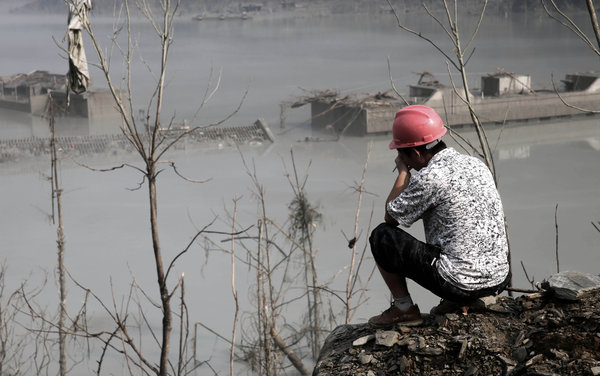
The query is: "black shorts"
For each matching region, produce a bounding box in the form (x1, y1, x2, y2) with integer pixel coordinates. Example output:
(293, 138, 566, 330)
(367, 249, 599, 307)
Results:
(369, 223, 510, 305)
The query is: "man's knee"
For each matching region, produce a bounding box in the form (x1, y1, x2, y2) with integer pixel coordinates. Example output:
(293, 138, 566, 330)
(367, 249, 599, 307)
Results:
(370, 223, 402, 267)
(369, 222, 395, 252)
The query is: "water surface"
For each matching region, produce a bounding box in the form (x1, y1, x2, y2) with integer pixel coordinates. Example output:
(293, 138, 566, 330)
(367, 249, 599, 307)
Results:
(1, 7, 599, 374)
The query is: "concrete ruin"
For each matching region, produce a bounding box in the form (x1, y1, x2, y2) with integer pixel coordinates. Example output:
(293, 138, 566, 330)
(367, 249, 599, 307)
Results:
(0, 70, 125, 136)
(307, 72, 600, 136)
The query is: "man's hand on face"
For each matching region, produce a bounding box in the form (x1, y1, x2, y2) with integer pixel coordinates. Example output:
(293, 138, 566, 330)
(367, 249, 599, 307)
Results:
(395, 154, 410, 174)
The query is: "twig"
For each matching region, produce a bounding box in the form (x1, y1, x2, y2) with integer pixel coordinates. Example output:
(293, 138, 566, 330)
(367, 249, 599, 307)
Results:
(271, 327, 311, 375)
(555, 204, 560, 273)
(506, 287, 539, 294)
(550, 73, 600, 114)
(520, 261, 535, 289)
(542, 0, 600, 55)
(229, 198, 241, 376)
(194, 322, 233, 346)
(386, 56, 409, 105)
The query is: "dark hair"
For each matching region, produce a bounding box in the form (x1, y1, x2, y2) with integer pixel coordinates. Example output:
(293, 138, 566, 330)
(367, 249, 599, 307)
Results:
(398, 140, 446, 157)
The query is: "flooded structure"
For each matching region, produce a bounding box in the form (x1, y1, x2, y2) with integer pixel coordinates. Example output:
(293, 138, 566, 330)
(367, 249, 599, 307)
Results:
(308, 72, 600, 136)
(0, 118, 275, 163)
(0, 71, 275, 161)
(0, 70, 124, 136)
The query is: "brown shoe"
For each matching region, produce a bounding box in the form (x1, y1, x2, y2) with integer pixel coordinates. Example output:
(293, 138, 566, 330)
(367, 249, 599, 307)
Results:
(430, 300, 469, 316)
(368, 304, 423, 328)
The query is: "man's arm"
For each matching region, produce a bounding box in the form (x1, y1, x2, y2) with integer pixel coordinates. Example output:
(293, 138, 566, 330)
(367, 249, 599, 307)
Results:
(384, 157, 411, 225)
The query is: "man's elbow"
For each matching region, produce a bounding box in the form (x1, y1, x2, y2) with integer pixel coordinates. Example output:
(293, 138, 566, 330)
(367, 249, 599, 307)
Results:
(384, 212, 398, 226)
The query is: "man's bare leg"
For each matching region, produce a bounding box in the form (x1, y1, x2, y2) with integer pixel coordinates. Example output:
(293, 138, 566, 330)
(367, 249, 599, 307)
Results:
(377, 264, 409, 299)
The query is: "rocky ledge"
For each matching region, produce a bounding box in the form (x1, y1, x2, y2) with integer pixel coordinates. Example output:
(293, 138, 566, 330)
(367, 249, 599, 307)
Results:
(313, 271, 600, 376)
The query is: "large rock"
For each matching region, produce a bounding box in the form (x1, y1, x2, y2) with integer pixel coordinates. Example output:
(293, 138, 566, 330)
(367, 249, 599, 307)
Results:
(541, 271, 600, 301)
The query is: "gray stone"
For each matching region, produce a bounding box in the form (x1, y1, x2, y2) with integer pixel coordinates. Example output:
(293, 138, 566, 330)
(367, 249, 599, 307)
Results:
(542, 271, 600, 301)
(358, 352, 373, 364)
(513, 346, 529, 363)
(353, 334, 375, 347)
(397, 336, 412, 346)
(470, 295, 498, 310)
(592, 366, 600, 376)
(314, 323, 375, 369)
(375, 330, 400, 347)
(407, 339, 418, 352)
(525, 353, 543, 366)
(433, 314, 448, 326)
(417, 347, 444, 356)
(446, 313, 461, 321)
(498, 354, 517, 367)
(549, 348, 569, 361)
(458, 339, 468, 360)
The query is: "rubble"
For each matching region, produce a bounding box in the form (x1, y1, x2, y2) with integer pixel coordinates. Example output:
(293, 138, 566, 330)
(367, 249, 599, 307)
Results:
(313, 272, 600, 376)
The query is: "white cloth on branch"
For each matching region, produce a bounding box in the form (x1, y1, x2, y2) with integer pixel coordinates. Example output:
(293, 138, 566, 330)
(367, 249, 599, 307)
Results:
(67, 0, 92, 94)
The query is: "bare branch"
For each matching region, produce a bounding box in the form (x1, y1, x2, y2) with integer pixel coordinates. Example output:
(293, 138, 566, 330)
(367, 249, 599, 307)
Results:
(550, 73, 600, 114)
(191, 65, 223, 123)
(386, 0, 460, 71)
(271, 327, 311, 375)
(163, 161, 212, 184)
(155, 87, 249, 161)
(541, 0, 600, 56)
(585, 0, 600, 50)
(520, 261, 535, 289)
(386, 56, 409, 106)
(462, 0, 487, 55)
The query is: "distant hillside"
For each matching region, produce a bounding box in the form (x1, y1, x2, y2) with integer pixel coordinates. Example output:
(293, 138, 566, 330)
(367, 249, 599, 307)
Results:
(7, 0, 590, 17)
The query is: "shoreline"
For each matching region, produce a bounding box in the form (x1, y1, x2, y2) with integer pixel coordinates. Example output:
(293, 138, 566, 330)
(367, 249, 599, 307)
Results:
(7, 1, 592, 19)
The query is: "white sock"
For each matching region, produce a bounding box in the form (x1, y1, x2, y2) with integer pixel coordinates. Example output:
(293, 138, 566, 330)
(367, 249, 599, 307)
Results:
(393, 295, 413, 311)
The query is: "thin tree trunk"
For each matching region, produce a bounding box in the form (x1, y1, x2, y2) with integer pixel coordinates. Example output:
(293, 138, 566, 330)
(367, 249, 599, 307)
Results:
(585, 0, 600, 49)
(230, 199, 240, 376)
(306, 222, 320, 358)
(148, 172, 171, 376)
(50, 101, 67, 376)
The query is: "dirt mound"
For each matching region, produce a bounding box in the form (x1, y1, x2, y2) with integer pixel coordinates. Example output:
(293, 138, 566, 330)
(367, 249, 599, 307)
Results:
(313, 289, 600, 375)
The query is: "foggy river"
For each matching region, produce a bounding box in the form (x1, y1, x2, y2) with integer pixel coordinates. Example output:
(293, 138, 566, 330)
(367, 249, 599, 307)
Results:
(1, 4, 599, 374)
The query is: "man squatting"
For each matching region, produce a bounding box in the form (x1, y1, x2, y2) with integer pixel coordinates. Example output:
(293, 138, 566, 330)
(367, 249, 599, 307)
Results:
(368, 105, 511, 327)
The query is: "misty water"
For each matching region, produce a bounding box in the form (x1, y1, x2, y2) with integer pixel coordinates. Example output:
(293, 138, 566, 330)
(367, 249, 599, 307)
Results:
(1, 5, 600, 374)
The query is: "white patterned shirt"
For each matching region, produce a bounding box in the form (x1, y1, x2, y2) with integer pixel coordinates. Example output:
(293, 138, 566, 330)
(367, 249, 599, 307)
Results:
(387, 147, 510, 291)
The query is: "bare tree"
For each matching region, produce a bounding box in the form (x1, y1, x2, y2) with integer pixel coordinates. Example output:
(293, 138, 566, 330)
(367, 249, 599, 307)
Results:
(58, 0, 244, 374)
(228, 198, 241, 376)
(205, 146, 378, 375)
(0, 265, 30, 375)
(193, 150, 322, 375)
(0, 264, 57, 375)
(46, 97, 68, 376)
(284, 148, 323, 360)
(342, 142, 376, 324)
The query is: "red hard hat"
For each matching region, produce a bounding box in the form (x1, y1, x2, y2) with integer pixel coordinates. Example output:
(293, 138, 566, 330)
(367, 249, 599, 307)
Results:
(389, 105, 446, 149)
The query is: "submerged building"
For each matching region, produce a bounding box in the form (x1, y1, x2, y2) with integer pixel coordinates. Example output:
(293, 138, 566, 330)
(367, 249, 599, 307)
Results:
(0, 70, 124, 136)
(308, 72, 600, 136)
